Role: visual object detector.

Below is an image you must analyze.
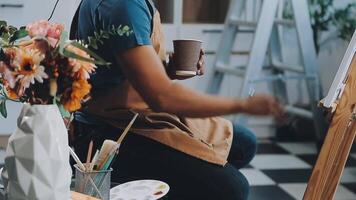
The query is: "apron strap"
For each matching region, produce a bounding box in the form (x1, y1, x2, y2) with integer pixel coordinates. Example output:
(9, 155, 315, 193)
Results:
(145, 0, 155, 37)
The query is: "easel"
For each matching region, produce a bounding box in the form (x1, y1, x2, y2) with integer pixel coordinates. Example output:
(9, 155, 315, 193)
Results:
(303, 30, 356, 200)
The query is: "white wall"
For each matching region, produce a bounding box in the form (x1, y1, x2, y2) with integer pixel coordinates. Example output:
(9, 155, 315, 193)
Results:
(0, 0, 80, 30)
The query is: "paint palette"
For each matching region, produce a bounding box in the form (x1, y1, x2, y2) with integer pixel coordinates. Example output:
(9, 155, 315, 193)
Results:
(110, 180, 169, 200)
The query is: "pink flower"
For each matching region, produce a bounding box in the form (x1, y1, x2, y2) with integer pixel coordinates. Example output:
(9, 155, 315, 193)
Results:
(26, 20, 50, 38)
(47, 23, 64, 39)
(26, 20, 64, 47)
(47, 37, 59, 48)
(47, 23, 64, 47)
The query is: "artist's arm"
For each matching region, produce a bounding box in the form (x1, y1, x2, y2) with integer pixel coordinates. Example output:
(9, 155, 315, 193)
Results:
(117, 45, 283, 118)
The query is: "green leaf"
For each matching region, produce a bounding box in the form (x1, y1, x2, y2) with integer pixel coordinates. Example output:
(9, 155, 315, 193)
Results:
(62, 48, 98, 63)
(0, 21, 7, 27)
(100, 30, 110, 39)
(0, 99, 7, 118)
(9, 28, 28, 43)
(94, 31, 100, 39)
(58, 31, 69, 55)
(59, 31, 108, 65)
(69, 41, 110, 65)
(2, 32, 10, 43)
(7, 26, 17, 35)
(0, 48, 6, 60)
(122, 25, 130, 32)
(53, 97, 71, 118)
(57, 103, 71, 118)
(88, 37, 98, 49)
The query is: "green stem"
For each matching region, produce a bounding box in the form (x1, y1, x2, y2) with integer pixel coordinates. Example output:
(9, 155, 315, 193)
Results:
(1, 96, 21, 103)
(7, 98, 21, 103)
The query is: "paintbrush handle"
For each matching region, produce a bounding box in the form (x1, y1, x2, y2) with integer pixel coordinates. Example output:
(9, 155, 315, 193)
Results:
(69, 147, 86, 171)
(90, 150, 99, 172)
(97, 145, 115, 170)
(116, 113, 139, 144)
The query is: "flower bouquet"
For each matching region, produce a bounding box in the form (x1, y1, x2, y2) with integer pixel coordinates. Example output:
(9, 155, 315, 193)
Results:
(0, 20, 110, 118)
(0, 19, 114, 200)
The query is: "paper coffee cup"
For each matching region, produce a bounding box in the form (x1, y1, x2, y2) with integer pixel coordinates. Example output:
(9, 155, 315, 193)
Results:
(173, 39, 202, 76)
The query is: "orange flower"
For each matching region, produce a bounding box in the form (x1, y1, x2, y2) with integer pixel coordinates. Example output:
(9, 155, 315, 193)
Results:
(0, 63, 16, 89)
(12, 48, 48, 89)
(66, 45, 96, 79)
(5, 86, 19, 100)
(62, 78, 91, 112)
(1, 79, 19, 100)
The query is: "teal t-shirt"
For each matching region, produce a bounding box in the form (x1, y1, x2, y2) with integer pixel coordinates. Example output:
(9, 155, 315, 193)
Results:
(75, 0, 155, 124)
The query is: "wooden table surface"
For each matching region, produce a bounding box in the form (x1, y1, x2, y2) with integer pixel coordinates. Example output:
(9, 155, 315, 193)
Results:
(71, 191, 100, 200)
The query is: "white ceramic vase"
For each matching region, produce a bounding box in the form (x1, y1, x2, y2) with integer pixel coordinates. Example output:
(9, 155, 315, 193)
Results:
(3, 104, 72, 200)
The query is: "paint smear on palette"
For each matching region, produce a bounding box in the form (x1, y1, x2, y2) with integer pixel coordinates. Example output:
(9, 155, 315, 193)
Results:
(110, 180, 169, 200)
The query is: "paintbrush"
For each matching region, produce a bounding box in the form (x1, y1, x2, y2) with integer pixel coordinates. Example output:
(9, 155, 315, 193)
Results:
(69, 147, 86, 171)
(89, 150, 99, 172)
(116, 113, 139, 144)
(93, 140, 117, 170)
(97, 113, 139, 171)
(108, 113, 139, 169)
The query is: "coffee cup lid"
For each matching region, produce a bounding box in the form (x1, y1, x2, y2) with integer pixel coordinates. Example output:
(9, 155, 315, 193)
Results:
(173, 39, 203, 43)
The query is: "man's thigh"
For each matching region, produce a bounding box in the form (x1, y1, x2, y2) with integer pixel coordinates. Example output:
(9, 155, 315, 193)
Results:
(115, 134, 250, 200)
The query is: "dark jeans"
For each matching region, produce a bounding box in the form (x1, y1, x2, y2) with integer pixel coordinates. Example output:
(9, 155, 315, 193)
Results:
(72, 121, 257, 200)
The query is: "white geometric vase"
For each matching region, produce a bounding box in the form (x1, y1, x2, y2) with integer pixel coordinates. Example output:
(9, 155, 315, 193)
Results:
(3, 104, 72, 200)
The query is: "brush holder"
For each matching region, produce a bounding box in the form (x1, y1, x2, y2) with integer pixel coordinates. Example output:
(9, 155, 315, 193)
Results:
(74, 164, 112, 200)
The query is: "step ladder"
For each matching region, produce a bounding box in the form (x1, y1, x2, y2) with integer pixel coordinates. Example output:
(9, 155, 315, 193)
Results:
(207, 0, 328, 142)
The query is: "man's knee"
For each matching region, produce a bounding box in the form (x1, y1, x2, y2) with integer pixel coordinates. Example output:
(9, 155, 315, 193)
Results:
(233, 123, 258, 162)
(222, 172, 250, 200)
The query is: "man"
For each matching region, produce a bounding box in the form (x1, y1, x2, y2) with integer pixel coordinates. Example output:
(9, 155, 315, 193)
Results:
(71, 0, 283, 199)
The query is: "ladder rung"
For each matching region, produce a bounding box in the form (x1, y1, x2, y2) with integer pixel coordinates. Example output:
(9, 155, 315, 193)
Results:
(214, 64, 271, 73)
(285, 105, 313, 119)
(249, 75, 316, 83)
(215, 66, 245, 77)
(272, 62, 304, 73)
(229, 19, 257, 27)
(237, 29, 256, 34)
(274, 19, 295, 26)
(229, 19, 295, 28)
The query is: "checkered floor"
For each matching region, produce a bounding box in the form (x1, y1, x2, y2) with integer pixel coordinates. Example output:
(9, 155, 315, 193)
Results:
(0, 141, 355, 200)
(243, 140, 356, 200)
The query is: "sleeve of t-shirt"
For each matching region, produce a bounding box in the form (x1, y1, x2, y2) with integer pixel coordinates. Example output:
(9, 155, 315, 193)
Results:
(96, 0, 153, 54)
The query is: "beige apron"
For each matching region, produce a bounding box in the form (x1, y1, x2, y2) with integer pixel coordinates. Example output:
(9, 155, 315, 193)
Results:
(82, 11, 233, 166)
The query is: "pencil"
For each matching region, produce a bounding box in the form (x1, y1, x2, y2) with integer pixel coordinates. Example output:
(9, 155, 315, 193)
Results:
(86, 140, 93, 165)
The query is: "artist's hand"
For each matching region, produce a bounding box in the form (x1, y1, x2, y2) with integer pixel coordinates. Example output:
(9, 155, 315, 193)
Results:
(241, 94, 284, 118)
(166, 49, 205, 80)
